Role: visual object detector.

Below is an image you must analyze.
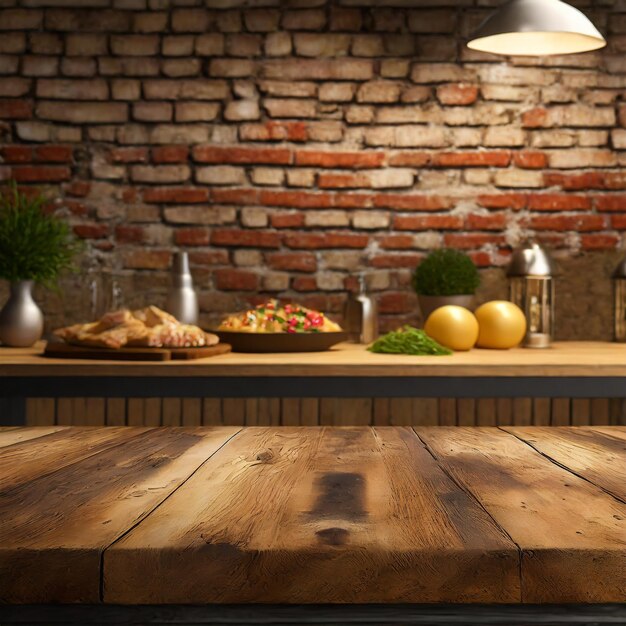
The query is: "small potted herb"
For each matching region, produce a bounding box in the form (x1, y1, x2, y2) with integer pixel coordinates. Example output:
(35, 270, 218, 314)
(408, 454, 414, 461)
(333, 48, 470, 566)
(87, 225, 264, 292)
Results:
(413, 249, 480, 322)
(0, 182, 82, 346)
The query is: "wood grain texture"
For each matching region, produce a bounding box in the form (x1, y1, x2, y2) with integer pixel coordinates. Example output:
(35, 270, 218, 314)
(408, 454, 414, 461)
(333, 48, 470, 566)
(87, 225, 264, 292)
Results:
(6, 341, 626, 378)
(104, 427, 519, 604)
(0, 427, 239, 603)
(25, 398, 55, 426)
(0, 425, 66, 449)
(504, 426, 626, 502)
(415, 427, 626, 603)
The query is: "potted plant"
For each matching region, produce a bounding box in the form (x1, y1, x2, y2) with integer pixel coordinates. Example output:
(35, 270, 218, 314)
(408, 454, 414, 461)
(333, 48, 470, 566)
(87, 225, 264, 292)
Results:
(413, 248, 480, 322)
(0, 182, 82, 347)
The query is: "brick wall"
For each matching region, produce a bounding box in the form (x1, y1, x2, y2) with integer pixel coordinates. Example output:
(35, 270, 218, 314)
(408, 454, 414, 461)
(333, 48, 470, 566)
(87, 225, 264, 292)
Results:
(0, 0, 625, 336)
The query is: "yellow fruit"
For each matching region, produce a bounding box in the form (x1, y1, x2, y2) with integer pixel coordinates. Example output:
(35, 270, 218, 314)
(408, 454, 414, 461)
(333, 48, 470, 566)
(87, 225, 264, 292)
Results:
(475, 300, 527, 349)
(424, 305, 479, 352)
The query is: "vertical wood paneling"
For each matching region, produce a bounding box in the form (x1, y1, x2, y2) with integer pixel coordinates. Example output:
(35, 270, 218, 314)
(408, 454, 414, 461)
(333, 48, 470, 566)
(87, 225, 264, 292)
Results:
(551, 398, 571, 426)
(25, 398, 55, 426)
(439, 398, 456, 426)
(533, 398, 551, 426)
(244, 398, 258, 426)
(182, 398, 201, 426)
(373, 398, 390, 426)
(56, 398, 73, 426)
(590, 398, 610, 426)
(571, 399, 591, 426)
(257, 397, 280, 426)
(143, 398, 162, 426)
(476, 398, 497, 426)
(512, 398, 532, 426)
(496, 398, 513, 425)
(85, 398, 105, 426)
(106, 398, 126, 426)
(389, 398, 413, 426)
(162, 398, 181, 426)
(300, 398, 319, 425)
(412, 398, 438, 426)
(457, 399, 476, 426)
(202, 398, 222, 425)
(281, 398, 300, 426)
(222, 398, 245, 425)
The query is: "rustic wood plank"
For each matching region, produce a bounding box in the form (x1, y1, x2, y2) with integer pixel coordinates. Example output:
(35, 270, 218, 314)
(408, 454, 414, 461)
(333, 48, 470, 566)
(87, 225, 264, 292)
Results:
(106, 398, 126, 426)
(415, 427, 626, 603)
(244, 398, 258, 426)
(476, 398, 497, 426)
(104, 427, 519, 604)
(0, 426, 67, 449)
(372, 398, 390, 426)
(0, 427, 151, 493)
(56, 398, 73, 426)
(0, 427, 239, 604)
(143, 398, 161, 426)
(412, 398, 438, 426)
(504, 427, 626, 503)
(70, 398, 87, 426)
(588, 425, 626, 442)
(257, 397, 280, 426)
(591, 398, 610, 426)
(25, 398, 55, 426)
(84, 398, 105, 426)
(126, 398, 144, 427)
(222, 398, 245, 426)
(496, 398, 513, 425)
(182, 398, 202, 427)
(162, 398, 181, 427)
(389, 398, 413, 426)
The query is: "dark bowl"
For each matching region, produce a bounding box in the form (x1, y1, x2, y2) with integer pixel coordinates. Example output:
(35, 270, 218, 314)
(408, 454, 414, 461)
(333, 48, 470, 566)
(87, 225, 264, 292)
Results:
(211, 331, 348, 353)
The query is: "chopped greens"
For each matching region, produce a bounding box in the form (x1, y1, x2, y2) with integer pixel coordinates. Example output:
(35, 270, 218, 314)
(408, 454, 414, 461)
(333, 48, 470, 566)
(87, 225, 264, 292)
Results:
(368, 326, 452, 356)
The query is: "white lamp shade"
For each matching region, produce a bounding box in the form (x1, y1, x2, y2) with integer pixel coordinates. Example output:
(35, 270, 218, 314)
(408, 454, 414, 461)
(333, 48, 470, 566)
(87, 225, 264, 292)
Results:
(467, 0, 606, 56)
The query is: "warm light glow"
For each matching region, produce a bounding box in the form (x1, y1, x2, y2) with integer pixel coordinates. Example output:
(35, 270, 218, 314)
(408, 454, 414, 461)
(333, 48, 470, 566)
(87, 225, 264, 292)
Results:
(467, 31, 606, 56)
(467, 0, 606, 57)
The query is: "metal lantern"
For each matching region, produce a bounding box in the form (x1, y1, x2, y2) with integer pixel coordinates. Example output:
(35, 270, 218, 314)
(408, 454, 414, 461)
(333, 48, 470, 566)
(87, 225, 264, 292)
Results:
(612, 257, 626, 342)
(507, 243, 555, 349)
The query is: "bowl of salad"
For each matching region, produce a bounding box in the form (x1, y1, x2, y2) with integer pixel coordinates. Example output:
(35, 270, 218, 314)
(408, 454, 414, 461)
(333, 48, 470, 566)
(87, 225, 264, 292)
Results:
(214, 300, 347, 352)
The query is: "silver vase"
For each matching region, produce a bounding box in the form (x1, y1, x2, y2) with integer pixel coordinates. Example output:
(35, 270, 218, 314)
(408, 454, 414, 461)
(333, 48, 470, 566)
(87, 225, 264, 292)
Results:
(0, 280, 44, 347)
(166, 252, 199, 324)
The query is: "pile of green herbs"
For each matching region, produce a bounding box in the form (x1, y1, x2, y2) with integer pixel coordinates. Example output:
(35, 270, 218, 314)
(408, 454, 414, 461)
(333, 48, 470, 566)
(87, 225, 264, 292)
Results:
(369, 325, 452, 356)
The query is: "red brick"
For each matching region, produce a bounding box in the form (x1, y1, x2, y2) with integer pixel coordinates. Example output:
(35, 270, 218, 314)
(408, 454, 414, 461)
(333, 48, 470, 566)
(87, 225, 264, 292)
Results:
(528, 214, 606, 231)
(152, 146, 189, 164)
(444, 233, 506, 248)
(610, 214, 626, 229)
(63, 200, 87, 216)
(436, 83, 478, 106)
(143, 187, 209, 203)
(211, 188, 259, 205)
(175, 227, 210, 246)
(374, 194, 453, 211)
(115, 225, 144, 243)
(259, 190, 333, 209)
(0, 100, 32, 119)
(378, 235, 416, 249)
(388, 152, 431, 167)
(521, 107, 548, 128)
(595, 195, 626, 212)
(369, 254, 423, 268)
(215, 269, 258, 291)
(73, 223, 109, 239)
(433, 151, 511, 168)
(294, 150, 385, 169)
(333, 193, 373, 209)
(580, 234, 620, 250)
(240, 121, 308, 143)
(318, 173, 370, 189)
(35, 145, 73, 163)
(284, 232, 368, 249)
(0, 146, 32, 163)
(12, 166, 71, 182)
(378, 292, 414, 314)
(109, 147, 148, 163)
(528, 194, 591, 211)
(189, 250, 229, 266)
(211, 229, 281, 248)
(477, 193, 527, 210)
(123, 249, 171, 270)
(267, 252, 316, 272)
(394, 215, 463, 230)
(544, 172, 605, 190)
(270, 212, 305, 228)
(469, 251, 493, 267)
(292, 276, 317, 291)
(193, 145, 291, 165)
(513, 151, 547, 169)
(465, 213, 508, 230)
(66, 180, 90, 197)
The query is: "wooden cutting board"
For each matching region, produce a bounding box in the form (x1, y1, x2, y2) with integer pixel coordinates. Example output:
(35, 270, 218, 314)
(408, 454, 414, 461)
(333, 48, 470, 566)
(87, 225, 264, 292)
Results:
(43, 341, 231, 361)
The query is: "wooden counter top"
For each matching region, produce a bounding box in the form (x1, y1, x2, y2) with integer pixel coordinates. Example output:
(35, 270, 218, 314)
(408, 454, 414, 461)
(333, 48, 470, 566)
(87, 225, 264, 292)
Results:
(1, 341, 626, 378)
(0, 426, 624, 607)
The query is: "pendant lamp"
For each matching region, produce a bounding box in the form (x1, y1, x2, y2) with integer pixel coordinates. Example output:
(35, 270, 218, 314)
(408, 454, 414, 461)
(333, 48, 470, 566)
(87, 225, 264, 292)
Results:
(467, 0, 606, 56)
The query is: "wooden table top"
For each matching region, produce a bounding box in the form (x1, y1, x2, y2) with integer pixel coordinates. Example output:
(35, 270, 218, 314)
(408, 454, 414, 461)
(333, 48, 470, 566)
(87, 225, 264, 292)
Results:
(0, 425, 624, 605)
(2, 340, 626, 377)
